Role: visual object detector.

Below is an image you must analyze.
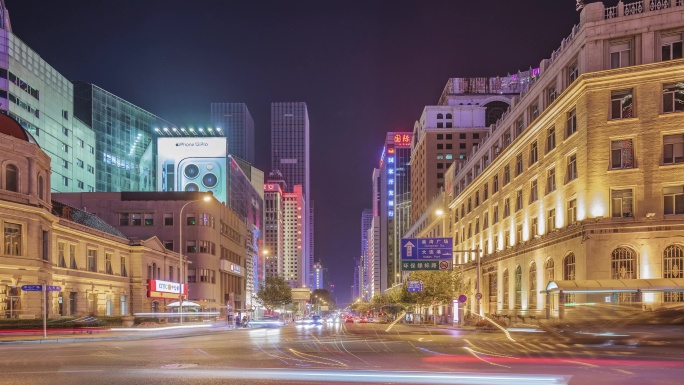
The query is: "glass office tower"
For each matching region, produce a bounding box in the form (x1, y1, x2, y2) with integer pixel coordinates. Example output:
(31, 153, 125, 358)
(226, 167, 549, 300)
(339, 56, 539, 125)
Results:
(73, 81, 173, 192)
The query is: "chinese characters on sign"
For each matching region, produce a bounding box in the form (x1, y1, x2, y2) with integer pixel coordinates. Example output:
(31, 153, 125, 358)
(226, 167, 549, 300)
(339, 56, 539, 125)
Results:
(401, 238, 453, 271)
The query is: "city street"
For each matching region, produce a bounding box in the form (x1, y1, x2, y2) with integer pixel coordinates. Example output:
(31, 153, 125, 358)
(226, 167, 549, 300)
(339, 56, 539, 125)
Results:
(2, 322, 683, 385)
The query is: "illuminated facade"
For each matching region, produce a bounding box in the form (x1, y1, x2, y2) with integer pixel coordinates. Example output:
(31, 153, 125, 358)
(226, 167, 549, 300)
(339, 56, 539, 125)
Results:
(0, 115, 182, 318)
(313, 261, 324, 290)
(282, 185, 306, 288)
(359, 208, 373, 299)
(264, 179, 284, 279)
(373, 133, 412, 292)
(73, 81, 172, 193)
(0, 3, 97, 193)
(52, 191, 247, 312)
(450, 2, 684, 319)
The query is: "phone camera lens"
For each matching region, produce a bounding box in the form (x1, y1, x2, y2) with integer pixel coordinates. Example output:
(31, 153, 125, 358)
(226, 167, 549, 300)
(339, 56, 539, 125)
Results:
(203, 173, 217, 188)
(184, 183, 199, 192)
(184, 164, 200, 179)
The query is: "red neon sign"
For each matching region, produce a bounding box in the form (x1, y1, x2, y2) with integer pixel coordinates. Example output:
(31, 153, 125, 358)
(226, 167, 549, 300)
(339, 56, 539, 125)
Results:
(393, 133, 412, 147)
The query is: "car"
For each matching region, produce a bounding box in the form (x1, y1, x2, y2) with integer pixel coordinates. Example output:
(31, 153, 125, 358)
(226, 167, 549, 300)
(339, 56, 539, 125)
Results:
(358, 317, 368, 323)
(345, 316, 354, 323)
(312, 315, 322, 324)
(245, 316, 285, 328)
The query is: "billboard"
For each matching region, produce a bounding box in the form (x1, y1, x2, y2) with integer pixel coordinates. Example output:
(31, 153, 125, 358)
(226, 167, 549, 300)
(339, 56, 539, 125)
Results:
(157, 137, 227, 203)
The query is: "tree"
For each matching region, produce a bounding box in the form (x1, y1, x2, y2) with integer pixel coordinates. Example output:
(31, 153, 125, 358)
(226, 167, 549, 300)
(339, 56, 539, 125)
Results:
(311, 288, 335, 309)
(254, 276, 292, 312)
(403, 270, 468, 324)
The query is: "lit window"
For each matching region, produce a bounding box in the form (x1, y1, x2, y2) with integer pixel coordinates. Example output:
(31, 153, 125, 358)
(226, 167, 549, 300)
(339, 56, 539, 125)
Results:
(611, 139, 635, 169)
(611, 89, 633, 119)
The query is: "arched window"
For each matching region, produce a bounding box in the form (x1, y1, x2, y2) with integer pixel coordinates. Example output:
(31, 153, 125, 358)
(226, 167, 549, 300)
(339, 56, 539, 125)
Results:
(5, 164, 18, 192)
(446, 113, 453, 119)
(545, 259, 555, 283)
(514, 266, 522, 309)
(664, 245, 684, 302)
(503, 269, 510, 310)
(611, 247, 636, 279)
(612, 247, 637, 303)
(436, 113, 444, 119)
(38, 175, 44, 200)
(529, 263, 537, 310)
(563, 253, 576, 303)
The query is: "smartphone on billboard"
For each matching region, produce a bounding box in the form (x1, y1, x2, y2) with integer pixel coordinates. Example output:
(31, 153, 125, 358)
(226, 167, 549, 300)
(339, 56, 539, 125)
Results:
(162, 160, 175, 192)
(177, 157, 224, 201)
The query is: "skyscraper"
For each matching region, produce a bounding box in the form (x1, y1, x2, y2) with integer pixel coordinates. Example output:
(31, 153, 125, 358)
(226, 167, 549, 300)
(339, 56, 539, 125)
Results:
(360, 208, 373, 299)
(210, 103, 255, 164)
(271, 102, 311, 287)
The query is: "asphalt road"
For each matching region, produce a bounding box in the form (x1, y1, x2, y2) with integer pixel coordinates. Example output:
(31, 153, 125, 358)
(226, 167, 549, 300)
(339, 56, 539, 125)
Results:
(1, 321, 683, 385)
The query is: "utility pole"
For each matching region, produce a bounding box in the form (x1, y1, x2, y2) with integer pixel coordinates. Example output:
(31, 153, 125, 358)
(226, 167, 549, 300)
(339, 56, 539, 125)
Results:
(452, 249, 483, 318)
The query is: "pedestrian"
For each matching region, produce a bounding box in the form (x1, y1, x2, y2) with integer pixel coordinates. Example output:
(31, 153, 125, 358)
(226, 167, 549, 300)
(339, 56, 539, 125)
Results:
(235, 313, 241, 328)
(242, 315, 248, 328)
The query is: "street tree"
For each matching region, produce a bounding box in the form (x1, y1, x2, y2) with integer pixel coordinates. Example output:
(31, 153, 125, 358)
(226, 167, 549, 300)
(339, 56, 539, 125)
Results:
(403, 270, 468, 324)
(311, 288, 335, 309)
(254, 276, 292, 312)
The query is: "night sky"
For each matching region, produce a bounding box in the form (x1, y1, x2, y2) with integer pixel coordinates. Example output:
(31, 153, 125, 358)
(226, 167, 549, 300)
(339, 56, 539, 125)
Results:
(8, 0, 610, 305)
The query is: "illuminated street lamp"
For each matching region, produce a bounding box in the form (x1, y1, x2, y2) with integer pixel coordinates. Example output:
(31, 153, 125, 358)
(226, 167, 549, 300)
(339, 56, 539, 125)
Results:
(178, 193, 211, 324)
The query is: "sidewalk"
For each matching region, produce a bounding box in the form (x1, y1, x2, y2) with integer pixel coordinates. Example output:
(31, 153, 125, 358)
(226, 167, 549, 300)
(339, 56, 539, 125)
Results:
(0, 322, 240, 345)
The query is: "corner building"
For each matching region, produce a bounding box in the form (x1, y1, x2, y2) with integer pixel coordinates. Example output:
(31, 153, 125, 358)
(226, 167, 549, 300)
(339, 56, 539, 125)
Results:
(449, 2, 684, 320)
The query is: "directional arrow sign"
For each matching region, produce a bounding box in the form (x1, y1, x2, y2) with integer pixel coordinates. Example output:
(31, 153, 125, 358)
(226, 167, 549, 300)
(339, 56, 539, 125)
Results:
(402, 240, 416, 258)
(21, 285, 42, 291)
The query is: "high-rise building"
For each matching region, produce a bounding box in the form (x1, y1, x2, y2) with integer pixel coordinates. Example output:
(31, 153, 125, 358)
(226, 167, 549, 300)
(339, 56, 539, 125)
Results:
(282, 185, 306, 287)
(73, 81, 172, 193)
(308, 200, 315, 287)
(264, 177, 284, 278)
(0, 3, 97, 193)
(451, 2, 684, 320)
(360, 208, 373, 299)
(410, 75, 527, 224)
(371, 133, 412, 293)
(210, 103, 255, 164)
(271, 102, 311, 288)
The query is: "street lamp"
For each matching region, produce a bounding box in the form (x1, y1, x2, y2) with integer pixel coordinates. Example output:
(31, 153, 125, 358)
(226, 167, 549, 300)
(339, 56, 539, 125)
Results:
(178, 193, 211, 324)
(262, 249, 269, 283)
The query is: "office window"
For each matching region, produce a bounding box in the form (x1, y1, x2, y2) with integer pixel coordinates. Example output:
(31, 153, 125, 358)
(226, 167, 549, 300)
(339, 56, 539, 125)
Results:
(446, 154, 453, 160)
(663, 134, 684, 164)
(662, 33, 683, 61)
(437, 134, 443, 140)
(503, 129, 512, 147)
(515, 118, 524, 136)
(611, 89, 633, 119)
(530, 141, 538, 165)
(186, 240, 197, 253)
(446, 134, 453, 140)
(515, 190, 523, 212)
(547, 208, 556, 232)
(131, 213, 142, 226)
(437, 153, 444, 160)
(531, 217, 538, 238)
(58, 242, 67, 268)
(529, 263, 537, 309)
(164, 213, 173, 226)
(77, 180, 84, 189)
(76, 159, 84, 168)
(547, 85, 557, 105)
(567, 199, 577, 225)
(144, 213, 154, 226)
(503, 270, 510, 309)
(437, 143, 443, 150)
(187, 214, 197, 225)
(105, 252, 113, 275)
(69, 245, 77, 269)
(516, 224, 523, 244)
(611, 189, 633, 218)
(119, 213, 130, 226)
(87, 249, 97, 272)
(546, 168, 556, 194)
(504, 198, 511, 218)
(475, 192, 480, 207)
(568, 60, 579, 84)
(566, 109, 577, 138)
(663, 82, 684, 113)
(547, 127, 556, 153)
(530, 180, 538, 202)
(664, 185, 684, 215)
(504, 230, 511, 248)
(493, 175, 499, 193)
(484, 183, 489, 200)
(611, 247, 636, 279)
(493, 205, 499, 224)
(611, 139, 635, 169)
(121, 256, 127, 277)
(566, 154, 577, 183)
(515, 154, 523, 176)
(3, 222, 21, 256)
(483, 211, 489, 229)
(610, 41, 631, 69)
(530, 102, 539, 121)
(504, 165, 510, 185)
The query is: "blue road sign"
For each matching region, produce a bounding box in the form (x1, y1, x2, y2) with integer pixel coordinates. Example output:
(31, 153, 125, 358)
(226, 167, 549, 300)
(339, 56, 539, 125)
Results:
(458, 294, 468, 303)
(21, 285, 42, 291)
(401, 238, 452, 260)
(47, 285, 62, 292)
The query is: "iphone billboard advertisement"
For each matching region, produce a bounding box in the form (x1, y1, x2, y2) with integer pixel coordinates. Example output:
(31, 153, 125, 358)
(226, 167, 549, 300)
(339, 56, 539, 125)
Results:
(157, 137, 227, 203)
